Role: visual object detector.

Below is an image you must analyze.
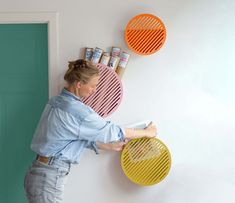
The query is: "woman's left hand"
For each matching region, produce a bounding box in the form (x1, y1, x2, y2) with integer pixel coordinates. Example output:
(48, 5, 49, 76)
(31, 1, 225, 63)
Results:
(97, 140, 129, 152)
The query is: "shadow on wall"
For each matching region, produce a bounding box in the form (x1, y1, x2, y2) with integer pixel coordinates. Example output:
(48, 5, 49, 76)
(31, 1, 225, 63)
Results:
(108, 153, 144, 192)
(107, 154, 225, 202)
(107, 152, 173, 203)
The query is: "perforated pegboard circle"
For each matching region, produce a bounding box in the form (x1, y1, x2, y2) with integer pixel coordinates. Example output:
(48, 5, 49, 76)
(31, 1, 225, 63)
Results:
(121, 137, 171, 186)
(82, 63, 123, 118)
(125, 14, 166, 55)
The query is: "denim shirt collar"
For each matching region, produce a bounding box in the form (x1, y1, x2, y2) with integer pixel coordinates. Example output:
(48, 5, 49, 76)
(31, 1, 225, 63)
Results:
(61, 88, 81, 101)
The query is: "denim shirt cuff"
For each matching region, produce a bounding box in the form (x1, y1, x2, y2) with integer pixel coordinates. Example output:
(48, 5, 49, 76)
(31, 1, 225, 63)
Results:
(91, 141, 99, 154)
(118, 127, 125, 141)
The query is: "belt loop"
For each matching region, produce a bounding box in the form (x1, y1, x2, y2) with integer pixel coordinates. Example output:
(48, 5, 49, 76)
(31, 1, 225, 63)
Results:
(48, 156, 54, 165)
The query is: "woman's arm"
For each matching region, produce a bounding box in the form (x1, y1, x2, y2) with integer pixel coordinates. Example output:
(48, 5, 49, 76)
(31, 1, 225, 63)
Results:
(96, 140, 128, 151)
(124, 122, 157, 139)
(96, 123, 157, 152)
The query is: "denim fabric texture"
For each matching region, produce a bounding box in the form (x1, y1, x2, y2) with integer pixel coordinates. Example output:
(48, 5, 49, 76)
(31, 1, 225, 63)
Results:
(31, 88, 125, 164)
(25, 88, 125, 202)
(24, 159, 70, 203)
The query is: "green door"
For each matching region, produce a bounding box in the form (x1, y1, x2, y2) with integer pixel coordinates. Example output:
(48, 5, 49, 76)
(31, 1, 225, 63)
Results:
(0, 24, 48, 203)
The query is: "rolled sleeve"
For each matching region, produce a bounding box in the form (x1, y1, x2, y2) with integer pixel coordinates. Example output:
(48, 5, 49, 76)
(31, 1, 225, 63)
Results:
(86, 141, 99, 154)
(118, 127, 125, 141)
(79, 113, 124, 143)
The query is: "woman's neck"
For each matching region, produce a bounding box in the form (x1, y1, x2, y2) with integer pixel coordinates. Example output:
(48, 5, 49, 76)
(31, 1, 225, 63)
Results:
(65, 85, 80, 97)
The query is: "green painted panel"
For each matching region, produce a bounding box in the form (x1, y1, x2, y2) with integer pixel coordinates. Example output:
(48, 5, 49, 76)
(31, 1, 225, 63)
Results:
(0, 24, 48, 203)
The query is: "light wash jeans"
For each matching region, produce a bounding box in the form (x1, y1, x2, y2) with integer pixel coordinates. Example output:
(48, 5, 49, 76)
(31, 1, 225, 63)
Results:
(24, 158, 71, 203)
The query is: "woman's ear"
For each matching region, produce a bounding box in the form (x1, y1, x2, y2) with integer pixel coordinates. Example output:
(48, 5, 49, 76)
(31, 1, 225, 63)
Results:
(76, 81, 82, 88)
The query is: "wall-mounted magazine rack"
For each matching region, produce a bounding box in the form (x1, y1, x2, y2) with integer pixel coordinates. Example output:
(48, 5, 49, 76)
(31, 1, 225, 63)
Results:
(125, 13, 166, 55)
(82, 63, 123, 118)
(121, 137, 171, 186)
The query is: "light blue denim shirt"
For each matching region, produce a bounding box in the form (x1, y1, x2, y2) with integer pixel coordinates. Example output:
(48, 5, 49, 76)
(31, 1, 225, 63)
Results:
(31, 88, 125, 164)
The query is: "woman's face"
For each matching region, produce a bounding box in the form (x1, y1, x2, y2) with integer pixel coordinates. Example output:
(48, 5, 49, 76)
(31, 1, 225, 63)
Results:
(77, 75, 99, 97)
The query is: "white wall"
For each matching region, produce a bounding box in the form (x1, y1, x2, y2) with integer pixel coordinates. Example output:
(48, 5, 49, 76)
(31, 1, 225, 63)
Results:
(1, 0, 235, 202)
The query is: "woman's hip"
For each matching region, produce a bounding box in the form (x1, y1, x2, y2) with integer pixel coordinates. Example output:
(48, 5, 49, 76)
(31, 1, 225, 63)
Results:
(24, 158, 70, 203)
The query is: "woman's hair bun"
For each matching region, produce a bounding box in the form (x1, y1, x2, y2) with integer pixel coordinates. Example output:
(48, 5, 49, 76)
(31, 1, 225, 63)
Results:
(69, 59, 86, 70)
(65, 58, 99, 85)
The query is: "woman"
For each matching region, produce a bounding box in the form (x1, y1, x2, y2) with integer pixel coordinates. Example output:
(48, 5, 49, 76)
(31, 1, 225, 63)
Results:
(24, 59, 157, 203)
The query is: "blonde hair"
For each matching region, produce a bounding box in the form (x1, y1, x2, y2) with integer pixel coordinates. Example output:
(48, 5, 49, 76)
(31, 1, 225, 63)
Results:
(64, 59, 99, 85)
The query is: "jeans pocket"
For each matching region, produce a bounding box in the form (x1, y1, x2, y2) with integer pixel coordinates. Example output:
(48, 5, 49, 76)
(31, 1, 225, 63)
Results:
(55, 169, 69, 193)
(25, 169, 46, 198)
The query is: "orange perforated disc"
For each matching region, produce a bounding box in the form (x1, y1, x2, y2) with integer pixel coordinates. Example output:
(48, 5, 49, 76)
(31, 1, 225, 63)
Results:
(125, 14, 166, 55)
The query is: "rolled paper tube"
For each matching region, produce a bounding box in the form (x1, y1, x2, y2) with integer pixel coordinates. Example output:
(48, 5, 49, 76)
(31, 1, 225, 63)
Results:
(108, 56, 120, 70)
(115, 51, 130, 78)
(100, 52, 110, 66)
(111, 46, 121, 57)
(84, 47, 93, 61)
(118, 51, 130, 69)
(91, 47, 103, 64)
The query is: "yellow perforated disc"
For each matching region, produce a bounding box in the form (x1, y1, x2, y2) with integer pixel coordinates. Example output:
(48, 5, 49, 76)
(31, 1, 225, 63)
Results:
(121, 137, 171, 186)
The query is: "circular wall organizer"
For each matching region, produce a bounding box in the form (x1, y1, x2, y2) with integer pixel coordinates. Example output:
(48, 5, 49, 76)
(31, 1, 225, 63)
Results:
(125, 14, 166, 55)
(121, 137, 171, 186)
(82, 63, 123, 118)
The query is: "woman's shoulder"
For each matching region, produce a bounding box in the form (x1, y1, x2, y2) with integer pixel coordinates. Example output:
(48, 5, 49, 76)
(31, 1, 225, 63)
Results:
(49, 95, 95, 121)
(69, 100, 95, 118)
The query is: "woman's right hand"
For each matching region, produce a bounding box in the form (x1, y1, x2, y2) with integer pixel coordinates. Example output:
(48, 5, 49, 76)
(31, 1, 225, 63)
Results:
(124, 122, 157, 139)
(144, 123, 157, 138)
